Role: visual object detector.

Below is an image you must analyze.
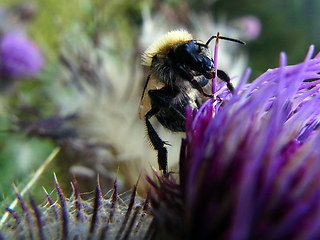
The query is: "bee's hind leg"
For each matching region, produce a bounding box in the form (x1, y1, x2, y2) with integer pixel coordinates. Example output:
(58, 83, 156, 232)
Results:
(145, 108, 168, 174)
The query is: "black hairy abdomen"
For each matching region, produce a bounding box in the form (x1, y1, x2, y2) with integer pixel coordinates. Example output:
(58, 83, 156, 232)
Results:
(156, 111, 185, 132)
(148, 87, 190, 132)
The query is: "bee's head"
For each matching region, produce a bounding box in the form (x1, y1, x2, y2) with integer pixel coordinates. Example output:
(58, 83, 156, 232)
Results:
(174, 40, 215, 79)
(173, 35, 245, 79)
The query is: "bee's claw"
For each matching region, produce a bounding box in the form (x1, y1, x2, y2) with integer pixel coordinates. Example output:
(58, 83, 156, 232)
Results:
(163, 141, 172, 146)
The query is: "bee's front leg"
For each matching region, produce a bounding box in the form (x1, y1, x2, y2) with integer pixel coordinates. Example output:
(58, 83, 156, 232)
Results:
(217, 69, 234, 93)
(177, 64, 213, 98)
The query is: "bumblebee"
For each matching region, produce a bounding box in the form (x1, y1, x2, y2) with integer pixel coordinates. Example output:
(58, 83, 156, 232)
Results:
(139, 30, 244, 174)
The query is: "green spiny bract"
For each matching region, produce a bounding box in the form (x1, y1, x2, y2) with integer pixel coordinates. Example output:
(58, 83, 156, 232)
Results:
(1, 176, 153, 240)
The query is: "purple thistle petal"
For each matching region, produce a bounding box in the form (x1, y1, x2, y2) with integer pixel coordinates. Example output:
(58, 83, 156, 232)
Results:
(188, 47, 320, 238)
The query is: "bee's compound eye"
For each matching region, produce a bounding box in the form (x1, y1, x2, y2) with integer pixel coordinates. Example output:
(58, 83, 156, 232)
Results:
(208, 59, 214, 70)
(203, 56, 214, 71)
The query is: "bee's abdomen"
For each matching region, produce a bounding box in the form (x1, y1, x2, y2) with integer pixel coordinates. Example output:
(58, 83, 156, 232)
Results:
(155, 94, 190, 132)
(156, 111, 186, 132)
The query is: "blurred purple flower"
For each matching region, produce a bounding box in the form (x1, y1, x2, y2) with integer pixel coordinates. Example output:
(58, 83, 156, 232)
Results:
(149, 45, 320, 240)
(0, 31, 44, 79)
(236, 15, 261, 41)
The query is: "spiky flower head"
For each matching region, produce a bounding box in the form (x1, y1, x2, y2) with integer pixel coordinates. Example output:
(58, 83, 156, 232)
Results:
(0, 175, 152, 239)
(0, 31, 44, 79)
(149, 45, 320, 240)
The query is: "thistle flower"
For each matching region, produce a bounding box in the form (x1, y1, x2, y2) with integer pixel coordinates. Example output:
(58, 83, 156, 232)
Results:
(0, 31, 44, 79)
(149, 45, 320, 240)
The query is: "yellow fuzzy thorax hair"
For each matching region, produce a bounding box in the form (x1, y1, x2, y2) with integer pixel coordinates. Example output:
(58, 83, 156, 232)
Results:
(141, 30, 193, 66)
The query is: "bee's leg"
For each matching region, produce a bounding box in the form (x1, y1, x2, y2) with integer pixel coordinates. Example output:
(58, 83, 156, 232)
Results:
(146, 88, 187, 174)
(190, 80, 213, 98)
(177, 65, 213, 98)
(217, 69, 234, 93)
(145, 107, 168, 174)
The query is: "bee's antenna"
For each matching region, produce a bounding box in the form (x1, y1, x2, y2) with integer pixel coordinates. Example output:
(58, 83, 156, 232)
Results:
(206, 35, 245, 46)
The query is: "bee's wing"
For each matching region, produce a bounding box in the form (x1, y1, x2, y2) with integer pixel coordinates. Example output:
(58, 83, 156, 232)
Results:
(139, 74, 165, 119)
